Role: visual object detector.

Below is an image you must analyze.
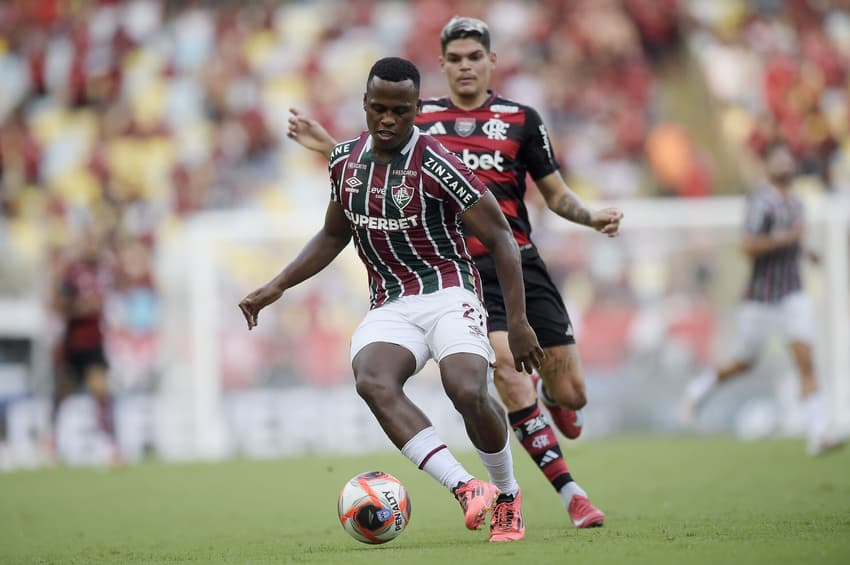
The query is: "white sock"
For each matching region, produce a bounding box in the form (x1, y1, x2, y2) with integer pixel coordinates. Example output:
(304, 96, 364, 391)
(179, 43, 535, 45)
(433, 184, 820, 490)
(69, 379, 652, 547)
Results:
(687, 368, 718, 405)
(804, 391, 828, 445)
(401, 427, 473, 490)
(558, 480, 587, 507)
(476, 435, 519, 497)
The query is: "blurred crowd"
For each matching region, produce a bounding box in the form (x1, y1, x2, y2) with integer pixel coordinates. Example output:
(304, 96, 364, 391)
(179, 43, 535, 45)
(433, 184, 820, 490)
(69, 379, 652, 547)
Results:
(688, 0, 850, 191)
(0, 0, 847, 398)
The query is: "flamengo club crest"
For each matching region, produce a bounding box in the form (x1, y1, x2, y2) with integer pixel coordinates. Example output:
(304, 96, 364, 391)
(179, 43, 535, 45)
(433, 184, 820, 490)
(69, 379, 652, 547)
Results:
(390, 178, 414, 209)
(454, 117, 476, 137)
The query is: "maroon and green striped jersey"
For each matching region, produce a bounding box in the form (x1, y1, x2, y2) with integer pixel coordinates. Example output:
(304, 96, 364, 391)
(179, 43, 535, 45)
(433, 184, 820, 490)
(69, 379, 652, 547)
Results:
(742, 184, 804, 303)
(414, 92, 560, 256)
(329, 127, 488, 309)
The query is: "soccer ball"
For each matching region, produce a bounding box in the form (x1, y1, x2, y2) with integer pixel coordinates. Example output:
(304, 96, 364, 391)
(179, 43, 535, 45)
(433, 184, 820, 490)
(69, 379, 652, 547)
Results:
(337, 471, 412, 544)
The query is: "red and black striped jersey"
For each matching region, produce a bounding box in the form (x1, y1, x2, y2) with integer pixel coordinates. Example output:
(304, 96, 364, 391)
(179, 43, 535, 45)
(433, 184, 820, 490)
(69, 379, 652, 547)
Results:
(742, 184, 804, 303)
(329, 127, 487, 309)
(60, 259, 108, 349)
(414, 92, 560, 256)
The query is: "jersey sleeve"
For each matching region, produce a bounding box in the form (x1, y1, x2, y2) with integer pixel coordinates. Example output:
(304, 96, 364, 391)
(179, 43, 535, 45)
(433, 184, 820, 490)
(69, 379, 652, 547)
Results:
(422, 140, 488, 214)
(328, 141, 354, 203)
(328, 163, 341, 203)
(743, 193, 772, 235)
(790, 198, 805, 227)
(518, 106, 560, 180)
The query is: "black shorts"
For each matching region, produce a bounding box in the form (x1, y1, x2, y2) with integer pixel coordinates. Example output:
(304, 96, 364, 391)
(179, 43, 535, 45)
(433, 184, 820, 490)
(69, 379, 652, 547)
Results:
(63, 346, 108, 385)
(474, 246, 575, 348)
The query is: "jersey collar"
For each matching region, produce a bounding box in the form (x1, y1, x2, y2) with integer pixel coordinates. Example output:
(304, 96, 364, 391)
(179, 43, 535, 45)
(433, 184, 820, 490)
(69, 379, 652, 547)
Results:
(446, 90, 497, 111)
(361, 127, 420, 162)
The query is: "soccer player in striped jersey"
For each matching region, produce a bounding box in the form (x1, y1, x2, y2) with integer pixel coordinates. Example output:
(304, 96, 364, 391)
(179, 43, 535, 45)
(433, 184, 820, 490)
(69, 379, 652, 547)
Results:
(287, 17, 621, 530)
(682, 142, 845, 456)
(240, 57, 543, 541)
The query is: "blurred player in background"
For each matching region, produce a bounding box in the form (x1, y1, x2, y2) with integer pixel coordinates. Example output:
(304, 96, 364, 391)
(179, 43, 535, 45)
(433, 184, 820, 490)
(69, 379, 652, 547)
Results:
(240, 57, 543, 542)
(52, 232, 120, 462)
(682, 142, 845, 456)
(287, 16, 622, 529)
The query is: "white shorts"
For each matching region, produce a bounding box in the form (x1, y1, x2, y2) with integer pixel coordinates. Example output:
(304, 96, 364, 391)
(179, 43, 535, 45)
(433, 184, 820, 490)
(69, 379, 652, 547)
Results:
(350, 287, 494, 375)
(733, 291, 815, 361)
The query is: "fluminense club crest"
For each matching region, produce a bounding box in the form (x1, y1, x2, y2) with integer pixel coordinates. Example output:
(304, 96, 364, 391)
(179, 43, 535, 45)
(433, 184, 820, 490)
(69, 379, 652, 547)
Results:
(390, 178, 414, 209)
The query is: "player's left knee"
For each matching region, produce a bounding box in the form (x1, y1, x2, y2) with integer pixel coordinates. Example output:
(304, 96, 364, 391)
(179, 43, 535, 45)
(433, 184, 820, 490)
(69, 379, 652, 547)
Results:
(354, 371, 397, 405)
(445, 379, 488, 416)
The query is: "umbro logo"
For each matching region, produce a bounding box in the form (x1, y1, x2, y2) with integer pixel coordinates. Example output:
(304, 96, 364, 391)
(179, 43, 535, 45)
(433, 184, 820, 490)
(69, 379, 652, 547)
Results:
(467, 325, 485, 337)
(344, 177, 362, 193)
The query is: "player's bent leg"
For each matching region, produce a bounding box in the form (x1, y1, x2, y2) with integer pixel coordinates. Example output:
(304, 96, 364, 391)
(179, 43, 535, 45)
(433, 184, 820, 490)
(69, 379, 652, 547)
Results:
(781, 294, 842, 455)
(492, 332, 581, 440)
(680, 359, 755, 426)
(440, 352, 508, 451)
(440, 352, 507, 530)
(357, 344, 497, 530)
(352, 342, 431, 448)
(490, 331, 538, 411)
(85, 362, 123, 465)
(783, 292, 817, 397)
(441, 352, 518, 530)
(534, 344, 585, 439)
(787, 339, 840, 455)
(788, 340, 816, 397)
(490, 332, 603, 528)
(530, 373, 582, 439)
(538, 344, 586, 410)
(716, 359, 755, 384)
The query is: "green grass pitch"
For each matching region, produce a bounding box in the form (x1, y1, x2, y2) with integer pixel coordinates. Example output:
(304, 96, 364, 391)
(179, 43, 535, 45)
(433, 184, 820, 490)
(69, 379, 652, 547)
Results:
(2, 437, 849, 564)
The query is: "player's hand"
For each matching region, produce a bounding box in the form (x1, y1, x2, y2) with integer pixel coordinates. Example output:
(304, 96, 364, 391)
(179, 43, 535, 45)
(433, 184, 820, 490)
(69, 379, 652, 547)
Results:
(590, 208, 623, 237)
(287, 108, 336, 157)
(238, 285, 283, 330)
(507, 320, 545, 374)
(775, 224, 803, 246)
(789, 223, 804, 242)
(806, 249, 821, 265)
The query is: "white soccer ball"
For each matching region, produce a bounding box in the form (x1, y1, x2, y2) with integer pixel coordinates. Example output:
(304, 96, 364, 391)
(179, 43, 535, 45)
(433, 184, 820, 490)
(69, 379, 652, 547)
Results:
(337, 471, 412, 544)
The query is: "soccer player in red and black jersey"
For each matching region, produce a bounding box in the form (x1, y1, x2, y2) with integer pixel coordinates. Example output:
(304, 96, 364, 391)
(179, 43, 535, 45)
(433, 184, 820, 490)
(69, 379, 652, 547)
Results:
(287, 17, 621, 529)
(52, 232, 120, 462)
(242, 57, 543, 541)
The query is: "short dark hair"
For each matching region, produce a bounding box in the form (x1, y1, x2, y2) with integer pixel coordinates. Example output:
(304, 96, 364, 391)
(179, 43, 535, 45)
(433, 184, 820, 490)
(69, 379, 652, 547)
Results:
(440, 16, 491, 53)
(367, 57, 420, 91)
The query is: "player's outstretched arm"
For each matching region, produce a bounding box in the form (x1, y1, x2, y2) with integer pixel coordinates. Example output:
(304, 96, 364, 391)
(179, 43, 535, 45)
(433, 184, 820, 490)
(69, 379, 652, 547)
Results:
(287, 108, 338, 159)
(461, 192, 544, 374)
(239, 202, 351, 330)
(535, 172, 623, 237)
